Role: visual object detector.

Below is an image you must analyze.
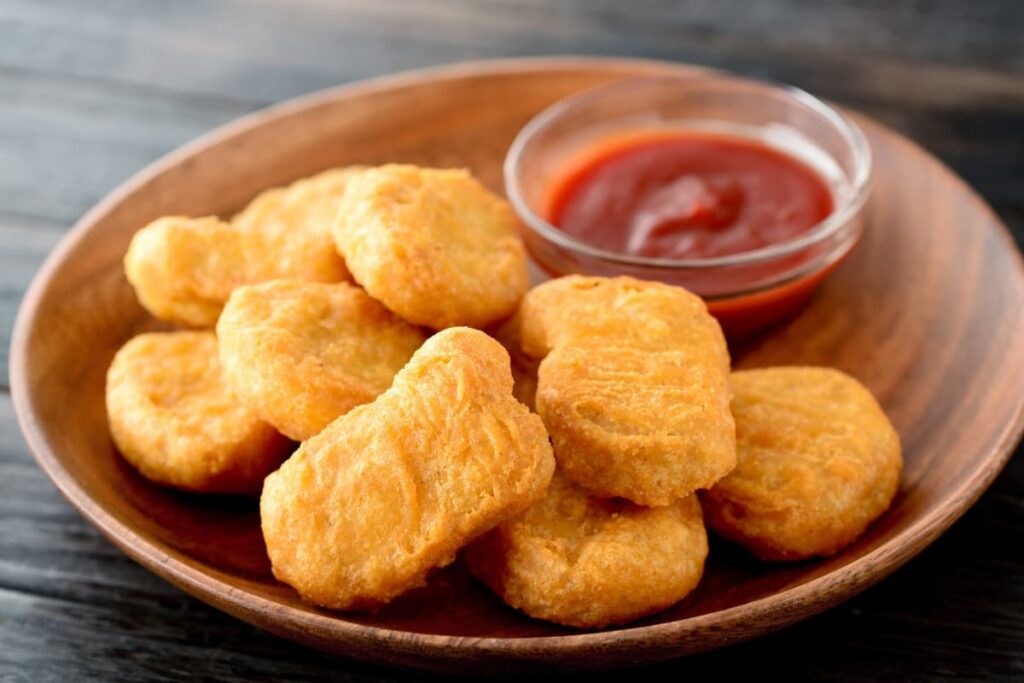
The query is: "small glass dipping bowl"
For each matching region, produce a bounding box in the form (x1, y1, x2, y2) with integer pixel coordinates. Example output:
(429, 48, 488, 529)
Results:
(504, 74, 872, 337)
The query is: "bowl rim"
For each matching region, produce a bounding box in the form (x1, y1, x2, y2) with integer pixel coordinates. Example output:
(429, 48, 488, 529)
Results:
(10, 56, 1024, 665)
(504, 73, 873, 269)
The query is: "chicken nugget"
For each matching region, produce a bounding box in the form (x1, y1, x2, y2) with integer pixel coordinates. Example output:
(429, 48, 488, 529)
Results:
(260, 327, 555, 610)
(230, 166, 364, 263)
(126, 168, 357, 327)
(489, 315, 539, 410)
(702, 367, 902, 561)
(217, 279, 426, 441)
(466, 472, 707, 628)
(333, 165, 529, 330)
(518, 275, 735, 506)
(105, 331, 291, 494)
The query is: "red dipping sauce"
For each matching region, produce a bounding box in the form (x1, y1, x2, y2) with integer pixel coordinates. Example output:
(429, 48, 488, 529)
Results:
(547, 132, 834, 261)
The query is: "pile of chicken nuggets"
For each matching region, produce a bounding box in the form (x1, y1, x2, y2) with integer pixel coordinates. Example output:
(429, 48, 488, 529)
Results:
(106, 163, 902, 629)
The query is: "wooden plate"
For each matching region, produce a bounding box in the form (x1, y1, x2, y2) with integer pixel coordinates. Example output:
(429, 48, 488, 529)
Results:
(11, 58, 1024, 673)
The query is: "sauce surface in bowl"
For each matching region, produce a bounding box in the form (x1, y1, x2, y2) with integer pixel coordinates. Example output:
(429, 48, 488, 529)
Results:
(547, 131, 834, 260)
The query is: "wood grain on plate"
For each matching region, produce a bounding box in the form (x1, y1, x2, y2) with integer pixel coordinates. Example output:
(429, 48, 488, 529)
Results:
(10, 58, 1024, 673)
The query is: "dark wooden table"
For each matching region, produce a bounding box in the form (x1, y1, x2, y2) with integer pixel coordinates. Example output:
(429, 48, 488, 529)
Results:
(2, 2, 1022, 680)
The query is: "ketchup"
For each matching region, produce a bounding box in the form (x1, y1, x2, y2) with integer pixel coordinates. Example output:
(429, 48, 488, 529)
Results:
(547, 132, 833, 260)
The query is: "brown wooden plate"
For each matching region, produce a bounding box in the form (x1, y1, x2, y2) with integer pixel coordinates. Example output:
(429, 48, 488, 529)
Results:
(11, 58, 1024, 673)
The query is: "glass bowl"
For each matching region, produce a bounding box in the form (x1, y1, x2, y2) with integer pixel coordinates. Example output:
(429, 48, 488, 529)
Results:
(504, 74, 872, 337)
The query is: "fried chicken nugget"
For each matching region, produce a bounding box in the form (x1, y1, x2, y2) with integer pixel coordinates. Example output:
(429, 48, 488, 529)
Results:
(333, 165, 530, 330)
(518, 275, 735, 506)
(230, 166, 365, 258)
(126, 168, 358, 327)
(105, 331, 291, 494)
(490, 315, 539, 410)
(702, 367, 902, 561)
(260, 327, 555, 610)
(217, 279, 426, 441)
(466, 472, 707, 628)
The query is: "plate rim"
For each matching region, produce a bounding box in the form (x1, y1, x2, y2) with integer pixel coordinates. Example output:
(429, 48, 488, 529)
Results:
(10, 56, 1024, 665)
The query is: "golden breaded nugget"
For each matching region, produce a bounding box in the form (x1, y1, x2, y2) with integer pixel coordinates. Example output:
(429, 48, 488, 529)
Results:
(126, 168, 358, 327)
(105, 331, 291, 494)
(490, 315, 539, 410)
(230, 166, 364, 265)
(466, 472, 707, 628)
(260, 327, 555, 610)
(702, 367, 902, 561)
(125, 217, 233, 327)
(518, 275, 735, 506)
(333, 165, 529, 330)
(217, 280, 426, 441)
(125, 215, 346, 328)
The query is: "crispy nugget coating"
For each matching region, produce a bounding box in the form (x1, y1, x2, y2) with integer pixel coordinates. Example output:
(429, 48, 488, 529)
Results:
(702, 367, 902, 561)
(260, 328, 555, 610)
(105, 331, 291, 494)
(490, 315, 539, 411)
(229, 166, 363, 279)
(466, 472, 707, 628)
(333, 165, 530, 330)
(125, 216, 234, 327)
(217, 280, 426, 441)
(518, 275, 735, 506)
(126, 168, 357, 327)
